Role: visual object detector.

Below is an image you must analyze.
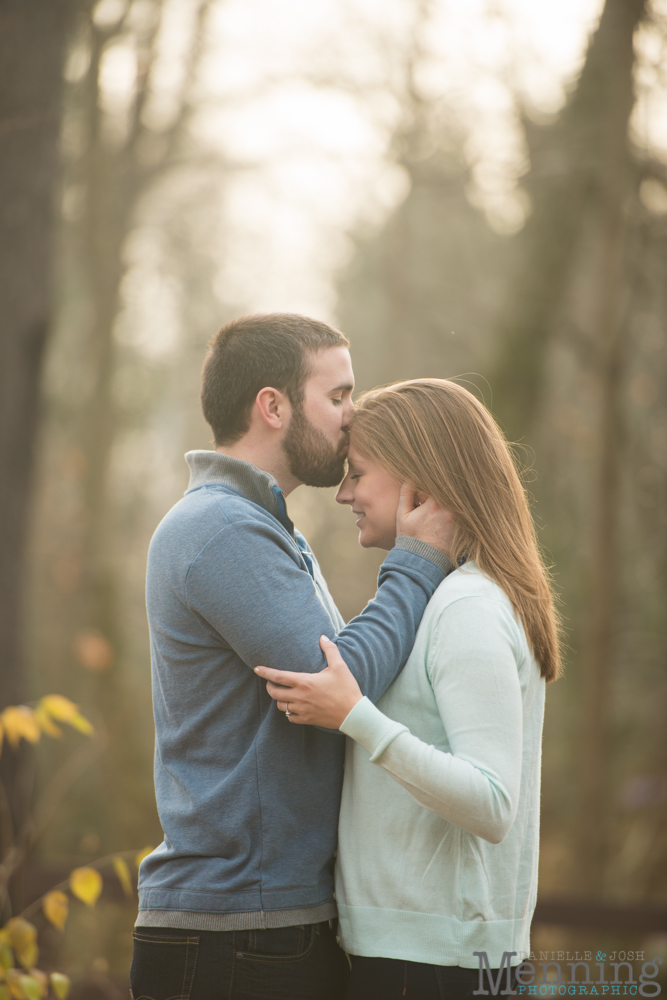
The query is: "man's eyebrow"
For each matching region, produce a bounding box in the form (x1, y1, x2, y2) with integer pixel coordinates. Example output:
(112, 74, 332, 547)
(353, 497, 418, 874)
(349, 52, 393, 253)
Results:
(329, 382, 354, 393)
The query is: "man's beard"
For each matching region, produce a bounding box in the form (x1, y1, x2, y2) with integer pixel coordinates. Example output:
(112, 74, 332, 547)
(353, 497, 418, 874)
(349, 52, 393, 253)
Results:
(283, 404, 348, 488)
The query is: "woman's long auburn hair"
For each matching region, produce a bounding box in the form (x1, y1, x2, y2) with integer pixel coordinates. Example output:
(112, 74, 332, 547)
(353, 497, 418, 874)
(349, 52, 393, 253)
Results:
(351, 378, 562, 682)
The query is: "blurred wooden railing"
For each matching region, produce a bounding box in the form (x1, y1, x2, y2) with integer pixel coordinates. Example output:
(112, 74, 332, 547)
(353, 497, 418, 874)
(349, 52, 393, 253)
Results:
(533, 897, 667, 932)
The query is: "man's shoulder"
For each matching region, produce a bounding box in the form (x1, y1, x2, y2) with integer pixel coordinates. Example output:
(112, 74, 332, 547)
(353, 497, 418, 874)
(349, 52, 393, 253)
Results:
(149, 485, 292, 565)
(160, 484, 277, 529)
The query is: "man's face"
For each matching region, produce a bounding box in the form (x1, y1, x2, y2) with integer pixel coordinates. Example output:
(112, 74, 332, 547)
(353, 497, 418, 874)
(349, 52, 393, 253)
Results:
(283, 346, 354, 488)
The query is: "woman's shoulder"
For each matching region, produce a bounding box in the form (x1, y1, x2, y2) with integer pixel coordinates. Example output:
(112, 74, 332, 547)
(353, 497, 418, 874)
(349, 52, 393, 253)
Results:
(425, 563, 524, 641)
(421, 563, 537, 675)
(433, 561, 511, 608)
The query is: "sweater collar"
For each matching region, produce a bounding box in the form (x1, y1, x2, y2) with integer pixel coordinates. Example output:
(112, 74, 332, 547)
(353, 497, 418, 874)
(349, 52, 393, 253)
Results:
(184, 451, 292, 532)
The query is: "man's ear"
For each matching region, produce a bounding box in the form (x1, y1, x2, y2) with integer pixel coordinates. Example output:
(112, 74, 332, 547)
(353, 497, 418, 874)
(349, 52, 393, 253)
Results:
(254, 386, 291, 431)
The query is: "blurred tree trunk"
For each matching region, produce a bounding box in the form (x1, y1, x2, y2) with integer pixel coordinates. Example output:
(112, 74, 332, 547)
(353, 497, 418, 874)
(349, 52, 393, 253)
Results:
(71, 6, 163, 682)
(41, 0, 216, 849)
(491, 0, 645, 439)
(490, 0, 646, 894)
(0, 0, 76, 705)
(0, 0, 86, 914)
(69, 0, 214, 658)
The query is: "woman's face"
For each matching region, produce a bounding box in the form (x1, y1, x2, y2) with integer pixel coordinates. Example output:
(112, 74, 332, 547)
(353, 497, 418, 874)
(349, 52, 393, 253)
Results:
(335, 441, 402, 550)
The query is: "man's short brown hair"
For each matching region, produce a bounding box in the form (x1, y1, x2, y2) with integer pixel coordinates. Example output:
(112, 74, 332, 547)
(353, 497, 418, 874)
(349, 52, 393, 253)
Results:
(201, 313, 350, 445)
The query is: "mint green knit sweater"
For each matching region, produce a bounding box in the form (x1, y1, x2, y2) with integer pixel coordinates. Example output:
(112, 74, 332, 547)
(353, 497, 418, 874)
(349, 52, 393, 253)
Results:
(336, 563, 545, 968)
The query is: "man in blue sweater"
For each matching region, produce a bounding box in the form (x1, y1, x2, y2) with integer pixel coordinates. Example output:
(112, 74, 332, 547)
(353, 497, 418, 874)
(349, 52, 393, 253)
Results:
(130, 314, 453, 1000)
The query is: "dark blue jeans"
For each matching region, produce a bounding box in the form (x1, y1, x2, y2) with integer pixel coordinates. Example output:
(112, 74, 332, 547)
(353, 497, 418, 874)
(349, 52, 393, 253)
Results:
(346, 956, 517, 1000)
(130, 921, 349, 1000)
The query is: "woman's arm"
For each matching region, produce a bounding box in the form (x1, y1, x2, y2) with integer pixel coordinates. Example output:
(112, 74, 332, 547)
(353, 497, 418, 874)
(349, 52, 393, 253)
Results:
(343, 597, 524, 843)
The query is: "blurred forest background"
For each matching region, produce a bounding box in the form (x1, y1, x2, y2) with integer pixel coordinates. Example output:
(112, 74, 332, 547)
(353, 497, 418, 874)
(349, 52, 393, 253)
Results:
(1, 0, 666, 994)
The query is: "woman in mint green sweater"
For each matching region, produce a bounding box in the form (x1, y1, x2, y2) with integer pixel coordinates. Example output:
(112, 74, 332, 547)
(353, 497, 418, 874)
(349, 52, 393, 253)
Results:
(256, 379, 562, 1000)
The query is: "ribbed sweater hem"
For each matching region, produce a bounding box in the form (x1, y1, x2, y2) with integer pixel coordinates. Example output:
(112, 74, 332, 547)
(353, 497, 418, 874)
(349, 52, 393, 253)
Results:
(136, 900, 337, 931)
(340, 697, 407, 759)
(337, 903, 531, 968)
(395, 537, 453, 576)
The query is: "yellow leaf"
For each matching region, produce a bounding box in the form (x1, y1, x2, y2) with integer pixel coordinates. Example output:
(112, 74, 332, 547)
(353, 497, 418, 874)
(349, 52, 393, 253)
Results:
(42, 892, 68, 932)
(26, 970, 47, 999)
(66, 712, 93, 736)
(5, 969, 23, 999)
(5, 920, 38, 970)
(134, 846, 154, 869)
(16, 947, 37, 974)
(6, 917, 37, 949)
(37, 696, 76, 723)
(18, 976, 40, 1000)
(0, 942, 12, 971)
(0, 709, 40, 749)
(49, 973, 71, 1000)
(38, 697, 93, 737)
(69, 867, 102, 908)
(112, 857, 132, 897)
(33, 707, 61, 740)
(0, 983, 9, 1000)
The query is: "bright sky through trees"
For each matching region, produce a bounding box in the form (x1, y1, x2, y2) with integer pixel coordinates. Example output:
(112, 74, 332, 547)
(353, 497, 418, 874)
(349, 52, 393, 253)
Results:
(198, 0, 607, 317)
(96, 0, 667, 340)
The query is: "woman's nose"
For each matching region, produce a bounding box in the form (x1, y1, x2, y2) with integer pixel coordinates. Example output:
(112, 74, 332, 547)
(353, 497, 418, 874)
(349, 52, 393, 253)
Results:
(336, 476, 354, 505)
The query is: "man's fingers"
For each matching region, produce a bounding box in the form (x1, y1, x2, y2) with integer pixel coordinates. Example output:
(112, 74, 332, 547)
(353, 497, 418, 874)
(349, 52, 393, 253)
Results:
(397, 481, 417, 515)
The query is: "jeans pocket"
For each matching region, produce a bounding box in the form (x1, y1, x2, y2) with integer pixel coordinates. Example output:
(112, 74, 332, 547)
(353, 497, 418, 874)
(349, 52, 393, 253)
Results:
(234, 924, 316, 964)
(130, 931, 200, 1000)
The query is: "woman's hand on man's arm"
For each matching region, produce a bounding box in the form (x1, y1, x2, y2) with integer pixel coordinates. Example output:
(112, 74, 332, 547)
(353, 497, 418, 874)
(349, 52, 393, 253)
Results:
(255, 636, 363, 729)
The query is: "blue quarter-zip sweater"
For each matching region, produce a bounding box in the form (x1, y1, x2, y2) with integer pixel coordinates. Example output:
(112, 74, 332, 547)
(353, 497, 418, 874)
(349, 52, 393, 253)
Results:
(137, 451, 451, 931)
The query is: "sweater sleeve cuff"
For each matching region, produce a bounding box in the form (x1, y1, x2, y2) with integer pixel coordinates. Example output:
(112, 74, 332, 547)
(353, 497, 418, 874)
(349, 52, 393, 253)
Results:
(339, 696, 408, 761)
(395, 537, 454, 576)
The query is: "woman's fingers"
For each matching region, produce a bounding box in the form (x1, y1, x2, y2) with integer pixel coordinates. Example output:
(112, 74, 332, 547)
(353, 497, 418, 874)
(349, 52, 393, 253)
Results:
(267, 679, 305, 701)
(319, 635, 344, 668)
(254, 664, 298, 685)
(255, 665, 326, 705)
(265, 681, 283, 700)
(255, 639, 359, 728)
(275, 699, 306, 724)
